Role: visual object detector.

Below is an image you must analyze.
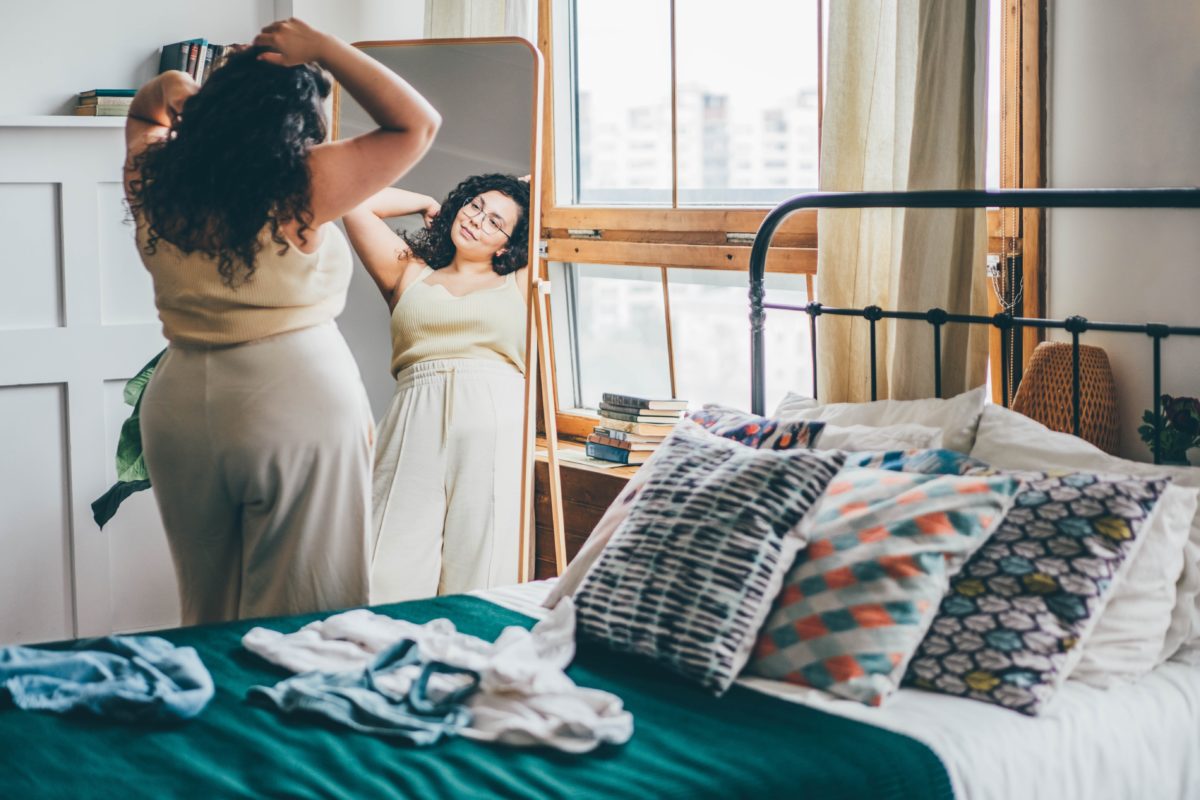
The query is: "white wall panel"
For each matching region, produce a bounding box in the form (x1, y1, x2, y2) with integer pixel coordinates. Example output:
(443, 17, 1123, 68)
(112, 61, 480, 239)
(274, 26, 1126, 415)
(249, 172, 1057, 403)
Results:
(0, 183, 61, 330)
(98, 182, 158, 327)
(0, 384, 72, 644)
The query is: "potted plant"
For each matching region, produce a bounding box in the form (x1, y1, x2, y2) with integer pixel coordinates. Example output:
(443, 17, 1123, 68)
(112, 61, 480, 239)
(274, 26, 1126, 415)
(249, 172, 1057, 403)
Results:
(1138, 394, 1200, 465)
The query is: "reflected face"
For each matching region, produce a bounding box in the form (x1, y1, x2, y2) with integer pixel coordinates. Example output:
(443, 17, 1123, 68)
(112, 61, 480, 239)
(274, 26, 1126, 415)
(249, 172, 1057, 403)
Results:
(450, 190, 521, 261)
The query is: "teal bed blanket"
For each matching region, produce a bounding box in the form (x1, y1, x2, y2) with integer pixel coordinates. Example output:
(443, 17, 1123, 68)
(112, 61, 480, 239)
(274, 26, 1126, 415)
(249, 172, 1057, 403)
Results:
(0, 595, 952, 799)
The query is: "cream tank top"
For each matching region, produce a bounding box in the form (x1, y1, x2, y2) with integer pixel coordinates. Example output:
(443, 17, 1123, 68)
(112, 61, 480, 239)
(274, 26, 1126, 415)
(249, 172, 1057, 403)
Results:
(136, 218, 353, 346)
(390, 266, 526, 377)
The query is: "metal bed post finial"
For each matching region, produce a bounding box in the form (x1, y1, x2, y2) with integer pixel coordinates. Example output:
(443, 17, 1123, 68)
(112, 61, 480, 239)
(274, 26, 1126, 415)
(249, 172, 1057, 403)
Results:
(925, 308, 949, 399)
(749, 199, 795, 416)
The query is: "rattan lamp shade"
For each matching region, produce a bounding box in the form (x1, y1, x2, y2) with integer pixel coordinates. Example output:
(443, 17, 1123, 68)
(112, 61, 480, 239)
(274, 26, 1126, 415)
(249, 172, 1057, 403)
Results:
(1011, 341, 1119, 453)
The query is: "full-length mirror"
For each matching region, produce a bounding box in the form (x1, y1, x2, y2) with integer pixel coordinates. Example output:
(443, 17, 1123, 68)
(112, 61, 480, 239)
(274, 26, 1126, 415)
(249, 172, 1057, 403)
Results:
(333, 39, 541, 604)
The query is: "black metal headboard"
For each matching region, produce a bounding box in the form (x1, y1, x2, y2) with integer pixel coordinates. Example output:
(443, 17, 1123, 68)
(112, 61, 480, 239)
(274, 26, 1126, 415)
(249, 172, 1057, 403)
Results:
(748, 188, 1200, 463)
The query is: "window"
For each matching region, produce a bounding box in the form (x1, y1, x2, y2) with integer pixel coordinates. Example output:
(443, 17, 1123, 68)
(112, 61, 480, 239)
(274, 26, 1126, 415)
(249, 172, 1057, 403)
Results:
(538, 0, 1044, 435)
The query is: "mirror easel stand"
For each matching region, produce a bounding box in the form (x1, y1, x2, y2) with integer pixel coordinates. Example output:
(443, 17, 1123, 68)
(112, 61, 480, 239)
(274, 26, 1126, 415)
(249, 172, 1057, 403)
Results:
(535, 275, 567, 574)
(517, 270, 566, 582)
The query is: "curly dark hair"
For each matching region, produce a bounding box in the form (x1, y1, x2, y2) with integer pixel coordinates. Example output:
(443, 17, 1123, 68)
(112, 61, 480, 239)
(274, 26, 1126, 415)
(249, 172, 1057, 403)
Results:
(126, 47, 331, 287)
(403, 173, 530, 275)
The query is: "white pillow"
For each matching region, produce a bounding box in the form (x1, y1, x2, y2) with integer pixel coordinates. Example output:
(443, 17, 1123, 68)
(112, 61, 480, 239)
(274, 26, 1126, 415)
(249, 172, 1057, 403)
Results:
(774, 385, 987, 454)
(815, 423, 944, 452)
(970, 402, 1200, 678)
(1068, 484, 1197, 686)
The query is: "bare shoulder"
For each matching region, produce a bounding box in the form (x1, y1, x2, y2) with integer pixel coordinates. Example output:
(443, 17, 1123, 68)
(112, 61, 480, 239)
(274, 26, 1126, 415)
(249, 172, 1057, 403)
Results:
(513, 266, 531, 303)
(389, 255, 430, 309)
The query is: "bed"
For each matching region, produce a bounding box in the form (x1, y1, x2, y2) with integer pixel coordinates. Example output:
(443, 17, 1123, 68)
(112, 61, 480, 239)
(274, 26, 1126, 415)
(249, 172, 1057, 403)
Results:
(4, 188, 1200, 799)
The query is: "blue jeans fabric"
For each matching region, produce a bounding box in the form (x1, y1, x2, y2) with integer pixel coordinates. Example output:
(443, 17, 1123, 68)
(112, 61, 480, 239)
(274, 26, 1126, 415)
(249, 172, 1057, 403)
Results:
(0, 635, 214, 722)
(250, 639, 479, 745)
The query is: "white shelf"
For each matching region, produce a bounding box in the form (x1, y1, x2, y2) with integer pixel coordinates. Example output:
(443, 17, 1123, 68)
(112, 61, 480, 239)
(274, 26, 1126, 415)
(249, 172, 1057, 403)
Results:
(0, 115, 126, 128)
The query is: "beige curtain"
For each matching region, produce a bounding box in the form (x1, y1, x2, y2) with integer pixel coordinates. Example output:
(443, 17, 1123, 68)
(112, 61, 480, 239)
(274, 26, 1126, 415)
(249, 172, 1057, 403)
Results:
(424, 0, 535, 38)
(816, 0, 989, 402)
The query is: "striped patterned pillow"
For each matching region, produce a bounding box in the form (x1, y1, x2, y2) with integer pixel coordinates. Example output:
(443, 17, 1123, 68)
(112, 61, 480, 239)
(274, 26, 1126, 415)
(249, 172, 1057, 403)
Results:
(748, 468, 1019, 706)
(574, 418, 845, 695)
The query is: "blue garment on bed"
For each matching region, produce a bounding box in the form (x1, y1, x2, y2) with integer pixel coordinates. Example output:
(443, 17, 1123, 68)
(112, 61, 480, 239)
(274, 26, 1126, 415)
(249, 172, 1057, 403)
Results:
(0, 635, 214, 722)
(249, 638, 478, 745)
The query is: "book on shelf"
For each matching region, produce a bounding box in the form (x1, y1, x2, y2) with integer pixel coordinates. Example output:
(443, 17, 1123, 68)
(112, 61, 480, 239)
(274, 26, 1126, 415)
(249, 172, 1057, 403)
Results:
(594, 418, 676, 437)
(185, 40, 206, 77)
(587, 433, 658, 451)
(73, 105, 132, 116)
(598, 408, 683, 425)
(77, 96, 135, 107)
(585, 442, 649, 466)
(78, 89, 138, 98)
(600, 393, 688, 411)
(598, 400, 681, 418)
(591, 426, 665, 444)
(158, 40, 192, 73)
(159, 39, 228, 83)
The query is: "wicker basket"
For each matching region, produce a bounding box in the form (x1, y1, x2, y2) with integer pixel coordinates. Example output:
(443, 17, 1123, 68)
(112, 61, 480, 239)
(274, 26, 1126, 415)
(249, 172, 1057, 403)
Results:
(1010, 341, 1119, 454)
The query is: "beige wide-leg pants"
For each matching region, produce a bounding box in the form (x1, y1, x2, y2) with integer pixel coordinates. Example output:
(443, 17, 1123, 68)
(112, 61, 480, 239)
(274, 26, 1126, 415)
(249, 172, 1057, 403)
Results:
(140, 322, 374, 626)
(370, 358, 524, 604)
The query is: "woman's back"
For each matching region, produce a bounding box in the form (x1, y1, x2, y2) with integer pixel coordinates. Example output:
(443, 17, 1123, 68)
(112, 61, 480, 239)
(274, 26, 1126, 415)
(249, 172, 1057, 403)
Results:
(137, 219, 352, 346)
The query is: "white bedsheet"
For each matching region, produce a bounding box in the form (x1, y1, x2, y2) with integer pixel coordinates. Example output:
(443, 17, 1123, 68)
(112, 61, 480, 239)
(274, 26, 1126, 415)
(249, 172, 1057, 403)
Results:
(475, 580, 1200, 800)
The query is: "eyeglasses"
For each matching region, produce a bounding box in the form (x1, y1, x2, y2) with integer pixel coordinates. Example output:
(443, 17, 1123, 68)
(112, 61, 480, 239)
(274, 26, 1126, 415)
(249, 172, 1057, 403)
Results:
(462, 196, 511, 239)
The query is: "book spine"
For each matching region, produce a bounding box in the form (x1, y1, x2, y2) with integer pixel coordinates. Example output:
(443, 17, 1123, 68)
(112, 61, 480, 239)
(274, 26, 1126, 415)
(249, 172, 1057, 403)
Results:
(601, 392, 651, 409)
(193, 42, 209, 80)
(185, 42, 200, 77)
(599, 409, 678, 425)
(585, 442, 632, 464)
(599, 418, 673, 436)
(599, 401, 680, 417)
(78, 96, 135, 106)
(200, 46, 215, 83)
(587, 434, 631, 450)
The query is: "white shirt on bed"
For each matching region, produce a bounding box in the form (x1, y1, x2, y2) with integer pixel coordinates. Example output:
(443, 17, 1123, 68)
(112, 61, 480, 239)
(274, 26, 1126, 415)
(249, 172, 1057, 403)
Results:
(242, 597, 633, 754)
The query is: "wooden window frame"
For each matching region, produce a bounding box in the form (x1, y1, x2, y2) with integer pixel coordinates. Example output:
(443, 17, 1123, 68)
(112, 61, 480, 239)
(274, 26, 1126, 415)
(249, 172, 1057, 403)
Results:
(536, 0, 1044, 438)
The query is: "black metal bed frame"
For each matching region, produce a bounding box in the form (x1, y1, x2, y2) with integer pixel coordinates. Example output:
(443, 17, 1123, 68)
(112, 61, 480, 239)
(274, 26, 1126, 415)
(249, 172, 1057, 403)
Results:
(748, 188, 1200, 464)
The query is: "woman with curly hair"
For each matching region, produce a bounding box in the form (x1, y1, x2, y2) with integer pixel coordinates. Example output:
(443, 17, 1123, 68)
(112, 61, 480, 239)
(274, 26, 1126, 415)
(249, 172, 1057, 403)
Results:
(342, 173, 530, 602)
(124, 19, 441, 624)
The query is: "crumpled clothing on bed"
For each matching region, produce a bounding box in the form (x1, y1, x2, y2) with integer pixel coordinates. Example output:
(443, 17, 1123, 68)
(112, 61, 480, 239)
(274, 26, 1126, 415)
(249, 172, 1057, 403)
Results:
(249, 638, 479, 745)
(242, 598, 633, 752)
(0, 635, 214, 722)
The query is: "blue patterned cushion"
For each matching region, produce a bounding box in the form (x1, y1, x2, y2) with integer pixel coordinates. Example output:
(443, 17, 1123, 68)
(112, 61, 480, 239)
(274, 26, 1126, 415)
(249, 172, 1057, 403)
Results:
(748, 468, 1019, 706)
(574, 418, 846, 695)
(846, 448, 989, 475)
(903, 471, 1168, 715)
(688, 404, 826, 450)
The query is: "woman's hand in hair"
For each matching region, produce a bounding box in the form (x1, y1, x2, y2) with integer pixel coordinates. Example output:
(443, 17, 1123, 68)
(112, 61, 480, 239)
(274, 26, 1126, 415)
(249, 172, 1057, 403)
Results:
(253, 18, 331, 67)
(422, 198, 441, 228)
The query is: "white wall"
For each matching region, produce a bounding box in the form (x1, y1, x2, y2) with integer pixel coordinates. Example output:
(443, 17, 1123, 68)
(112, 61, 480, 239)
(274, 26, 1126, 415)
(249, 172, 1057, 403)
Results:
(293, 0, 425, 46)
(1047, 0, 1200, 461)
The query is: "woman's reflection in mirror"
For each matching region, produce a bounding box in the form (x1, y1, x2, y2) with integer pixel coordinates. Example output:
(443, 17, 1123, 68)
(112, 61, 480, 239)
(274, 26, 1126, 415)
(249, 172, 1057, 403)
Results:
(343, 173, 531, 602)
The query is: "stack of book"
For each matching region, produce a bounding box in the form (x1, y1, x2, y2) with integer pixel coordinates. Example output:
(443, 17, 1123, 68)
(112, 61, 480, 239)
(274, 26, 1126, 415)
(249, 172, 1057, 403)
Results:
(74, 89, 137, 116)
(585, 393, 688, 466)
(159, 39, 231, 85)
